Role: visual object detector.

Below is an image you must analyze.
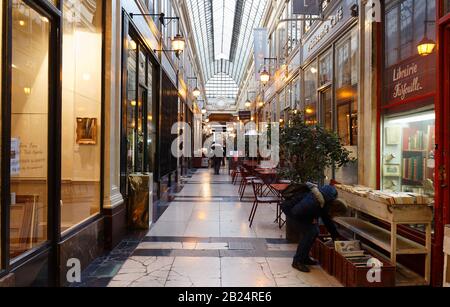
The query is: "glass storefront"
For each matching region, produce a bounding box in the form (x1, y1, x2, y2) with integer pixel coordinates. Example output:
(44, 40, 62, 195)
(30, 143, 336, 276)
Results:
(122, 29, 156, 196)
(10, 0, 50, 258)
(301, 25, 359, 184)
(61, 0, 103, 233)
(381, 0, 436, 232)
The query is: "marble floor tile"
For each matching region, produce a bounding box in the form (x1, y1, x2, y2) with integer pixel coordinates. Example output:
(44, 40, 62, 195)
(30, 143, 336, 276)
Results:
(166, 257, 221, 287)
(266, 258, 340, 287)
(221, 257, 276, 287)
(184, 221, 220, 237)
(148, 221, 188, 237)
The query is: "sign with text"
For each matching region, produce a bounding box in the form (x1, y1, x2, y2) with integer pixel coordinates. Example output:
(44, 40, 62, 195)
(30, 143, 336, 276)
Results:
(238, 111, 252, 121)
(293, 0, 321, 15)
(384, 54, 436, 106)
(302, 0, 354, 62)
(253, 28, 268, 81)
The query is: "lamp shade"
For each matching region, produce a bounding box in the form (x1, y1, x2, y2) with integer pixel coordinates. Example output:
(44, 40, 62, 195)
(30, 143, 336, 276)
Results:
(201, 108, 207, 114)
(417, 37, 436, 56)
(245, 100, 252, 108)
(260, 69, 270, 83)
(193, 87, 201, 97)
(172, 34, 185, 53)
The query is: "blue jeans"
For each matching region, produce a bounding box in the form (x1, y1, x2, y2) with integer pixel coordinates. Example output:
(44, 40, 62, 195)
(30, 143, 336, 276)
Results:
(293, 221, 320, 264)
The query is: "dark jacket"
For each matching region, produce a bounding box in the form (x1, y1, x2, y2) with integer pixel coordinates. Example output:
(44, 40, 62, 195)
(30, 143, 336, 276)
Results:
(281, 184, 340, 240)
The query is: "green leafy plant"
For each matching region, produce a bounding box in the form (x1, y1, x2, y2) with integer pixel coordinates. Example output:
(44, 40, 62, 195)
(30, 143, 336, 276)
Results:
(278, 112, 356, 183)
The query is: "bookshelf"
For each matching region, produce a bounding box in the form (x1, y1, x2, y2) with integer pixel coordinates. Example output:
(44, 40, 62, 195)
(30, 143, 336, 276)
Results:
(382, 113, 435, 195)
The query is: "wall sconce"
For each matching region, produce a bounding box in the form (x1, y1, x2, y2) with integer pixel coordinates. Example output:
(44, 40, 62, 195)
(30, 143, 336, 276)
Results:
(130, 12, 185, 54)
(417, 1, 436, 57)
(259, 57, 277, 83)
(188, 77, 201, 98)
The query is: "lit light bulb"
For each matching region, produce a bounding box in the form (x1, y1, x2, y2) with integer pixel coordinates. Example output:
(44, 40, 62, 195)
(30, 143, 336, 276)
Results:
(129, 40, 137, 50)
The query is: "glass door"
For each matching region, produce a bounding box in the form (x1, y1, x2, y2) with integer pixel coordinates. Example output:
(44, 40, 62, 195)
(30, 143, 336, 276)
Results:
(10, 0, 52, 260)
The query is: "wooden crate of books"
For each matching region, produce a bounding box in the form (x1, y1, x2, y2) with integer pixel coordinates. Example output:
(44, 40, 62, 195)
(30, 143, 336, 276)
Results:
(318, 237, 335, 275)
(334, 241, 396, 287)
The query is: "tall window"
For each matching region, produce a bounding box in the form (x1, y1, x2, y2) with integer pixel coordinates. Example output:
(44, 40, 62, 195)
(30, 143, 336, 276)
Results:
(10, 0, 50, 257)
(333, 27, 359, 185)
(304, 62, 318, 125)
(335, 28, 358, 147)
(385, 0, 436, 67)
(61, 0, 103, 232)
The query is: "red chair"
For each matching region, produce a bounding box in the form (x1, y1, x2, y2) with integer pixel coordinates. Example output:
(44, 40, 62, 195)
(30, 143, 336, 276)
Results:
(248, 179, 281, 228)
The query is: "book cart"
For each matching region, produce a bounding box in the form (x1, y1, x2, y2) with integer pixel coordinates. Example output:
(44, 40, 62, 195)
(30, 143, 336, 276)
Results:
(335, 187, 433, 286)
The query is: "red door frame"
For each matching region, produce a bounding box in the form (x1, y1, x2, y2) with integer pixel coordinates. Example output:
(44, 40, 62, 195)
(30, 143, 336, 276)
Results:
(435, 0, 450, 287)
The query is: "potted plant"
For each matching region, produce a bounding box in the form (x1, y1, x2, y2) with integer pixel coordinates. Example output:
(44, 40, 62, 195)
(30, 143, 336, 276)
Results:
(278, 112, 356, 241)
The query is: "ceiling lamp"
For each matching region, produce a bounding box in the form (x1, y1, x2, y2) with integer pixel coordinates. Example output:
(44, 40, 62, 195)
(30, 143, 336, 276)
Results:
(260, 69, 270, 83)
(171, 33, 185, 53)
(201, 108, 207, 114)
(258, 102, 264, 108)
(245, 100, 252, 108)
(193, 87, 201, 98)
(417, 37, 436, 56)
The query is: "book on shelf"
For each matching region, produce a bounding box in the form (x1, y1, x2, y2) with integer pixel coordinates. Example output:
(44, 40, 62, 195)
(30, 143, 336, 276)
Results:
(402, 156, 426, 182)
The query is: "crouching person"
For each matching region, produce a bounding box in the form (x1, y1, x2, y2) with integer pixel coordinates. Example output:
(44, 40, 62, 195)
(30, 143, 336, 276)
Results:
(281, 184, 346, 273)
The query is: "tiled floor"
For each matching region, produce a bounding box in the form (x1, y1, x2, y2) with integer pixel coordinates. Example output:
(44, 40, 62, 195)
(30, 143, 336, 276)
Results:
(76, 168, 340, 287)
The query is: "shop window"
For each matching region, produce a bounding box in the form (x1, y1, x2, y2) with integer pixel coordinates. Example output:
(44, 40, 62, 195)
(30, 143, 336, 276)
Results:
(61, 0, 103, 233)
(10, 0, 50, 257)
(335, 28, 358, 147)
(304, 62, 318, 125)
(382, 111, 435, 210)
(319, 50, 332, 86)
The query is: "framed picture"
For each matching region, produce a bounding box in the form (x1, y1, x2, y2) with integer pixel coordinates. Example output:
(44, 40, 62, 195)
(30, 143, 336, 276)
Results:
(383, 164, 401, 177)
(385, 127, 401, 145)
(76, 118, 97, 145)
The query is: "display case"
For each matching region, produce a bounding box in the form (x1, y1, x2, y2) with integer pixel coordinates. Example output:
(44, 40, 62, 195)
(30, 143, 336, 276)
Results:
(382, 111, 436, 197)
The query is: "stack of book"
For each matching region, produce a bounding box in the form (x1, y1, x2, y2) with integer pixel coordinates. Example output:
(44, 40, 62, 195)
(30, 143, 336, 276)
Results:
(336, 185, 431, 205)
(334, 241, 374, 268)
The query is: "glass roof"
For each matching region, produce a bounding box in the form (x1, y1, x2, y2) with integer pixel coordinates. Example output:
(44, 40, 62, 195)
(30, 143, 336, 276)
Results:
(186, 0, 268, 106)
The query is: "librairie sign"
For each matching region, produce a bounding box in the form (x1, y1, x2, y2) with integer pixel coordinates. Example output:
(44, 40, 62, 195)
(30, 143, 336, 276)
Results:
(384, 55, 436, 106)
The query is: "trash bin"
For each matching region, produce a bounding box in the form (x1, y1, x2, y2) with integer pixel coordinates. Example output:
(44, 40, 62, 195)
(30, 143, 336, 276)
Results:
(128, 173, 152, 230)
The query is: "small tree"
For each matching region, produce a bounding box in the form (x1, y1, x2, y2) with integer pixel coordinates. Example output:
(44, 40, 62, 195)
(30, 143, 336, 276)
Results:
(278, 112, 356, 183)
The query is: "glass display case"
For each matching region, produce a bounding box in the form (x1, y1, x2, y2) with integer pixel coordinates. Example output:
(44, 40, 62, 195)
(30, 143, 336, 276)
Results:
(382, 111, 436, 197)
